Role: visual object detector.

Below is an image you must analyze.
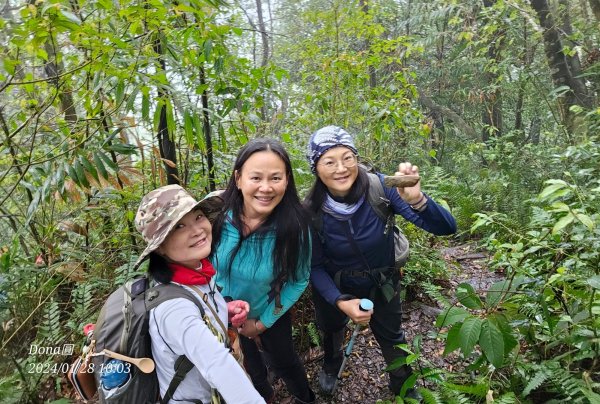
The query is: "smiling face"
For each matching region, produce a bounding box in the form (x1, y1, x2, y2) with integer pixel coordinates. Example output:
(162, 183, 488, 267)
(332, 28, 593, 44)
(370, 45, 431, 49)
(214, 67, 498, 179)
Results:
(316, 146, 359, 197)
(157, 208, 212, 268)
(235, 150, 288, 221)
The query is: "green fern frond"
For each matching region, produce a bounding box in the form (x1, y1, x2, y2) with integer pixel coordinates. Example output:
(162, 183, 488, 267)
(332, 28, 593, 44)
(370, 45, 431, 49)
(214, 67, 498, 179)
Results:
(420, 388, 444, 404)
(443, 382, 489, 398)
(523, 368, 550, 396)
(494, 392, 518, 403)
(421, 282, 450, 308)
(306, 322, 321, 347)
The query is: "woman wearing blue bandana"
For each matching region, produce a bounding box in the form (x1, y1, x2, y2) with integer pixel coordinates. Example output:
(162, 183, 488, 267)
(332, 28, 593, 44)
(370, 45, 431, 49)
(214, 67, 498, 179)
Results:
(305, 126, 457, 399)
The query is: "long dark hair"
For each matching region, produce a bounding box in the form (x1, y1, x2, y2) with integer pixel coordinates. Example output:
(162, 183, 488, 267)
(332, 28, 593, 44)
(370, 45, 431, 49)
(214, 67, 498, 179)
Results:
(212, 138, 311, 283)
(148, 252, 172, 284)
(305, 164, 370, 214)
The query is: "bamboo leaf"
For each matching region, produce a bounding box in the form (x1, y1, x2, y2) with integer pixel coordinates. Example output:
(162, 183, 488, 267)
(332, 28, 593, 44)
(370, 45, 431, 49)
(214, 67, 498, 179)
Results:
(93, 152, 109, 179)
(79, 156, 99, 182)
(97, 151, 118, 172)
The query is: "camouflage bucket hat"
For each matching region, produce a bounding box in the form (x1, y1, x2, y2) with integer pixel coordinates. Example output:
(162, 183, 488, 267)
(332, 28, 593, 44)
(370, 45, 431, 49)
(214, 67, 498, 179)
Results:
(133, 185, 224, 268)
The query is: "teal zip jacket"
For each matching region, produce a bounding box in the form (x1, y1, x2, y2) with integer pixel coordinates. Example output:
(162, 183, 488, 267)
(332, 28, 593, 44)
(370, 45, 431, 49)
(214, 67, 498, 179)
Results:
(212, 212, 311, 328)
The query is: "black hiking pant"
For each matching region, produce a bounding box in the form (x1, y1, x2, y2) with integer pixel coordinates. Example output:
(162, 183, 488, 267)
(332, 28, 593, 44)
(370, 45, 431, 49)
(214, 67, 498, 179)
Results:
(239, 311, 314, 403)
(312, 281, 413, 395)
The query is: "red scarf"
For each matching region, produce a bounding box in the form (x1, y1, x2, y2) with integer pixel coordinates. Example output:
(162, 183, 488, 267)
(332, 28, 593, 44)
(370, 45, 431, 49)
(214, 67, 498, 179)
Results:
(168, 259, 216, 285)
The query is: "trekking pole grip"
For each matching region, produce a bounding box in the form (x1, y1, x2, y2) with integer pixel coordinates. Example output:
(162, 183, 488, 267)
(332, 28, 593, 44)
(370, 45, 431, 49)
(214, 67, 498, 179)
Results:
(359, 298, 374, 312)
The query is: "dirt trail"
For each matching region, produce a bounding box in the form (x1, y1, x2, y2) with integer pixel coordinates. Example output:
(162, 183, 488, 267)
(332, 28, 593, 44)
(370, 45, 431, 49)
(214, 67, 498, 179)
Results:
(273, 242, 502, 403)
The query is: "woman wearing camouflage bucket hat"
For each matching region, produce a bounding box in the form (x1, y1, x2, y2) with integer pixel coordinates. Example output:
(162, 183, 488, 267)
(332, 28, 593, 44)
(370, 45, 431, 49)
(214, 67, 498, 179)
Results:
(305, 126, 457, 400)
(134, 184, 264, 403)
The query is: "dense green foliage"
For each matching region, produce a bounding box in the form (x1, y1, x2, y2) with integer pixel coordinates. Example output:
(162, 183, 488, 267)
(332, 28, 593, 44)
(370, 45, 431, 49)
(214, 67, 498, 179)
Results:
(1, 0, 598, 402)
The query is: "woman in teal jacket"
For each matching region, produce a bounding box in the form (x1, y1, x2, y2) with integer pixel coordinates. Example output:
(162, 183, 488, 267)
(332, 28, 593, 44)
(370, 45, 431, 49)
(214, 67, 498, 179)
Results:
(211, 139, 315, 403)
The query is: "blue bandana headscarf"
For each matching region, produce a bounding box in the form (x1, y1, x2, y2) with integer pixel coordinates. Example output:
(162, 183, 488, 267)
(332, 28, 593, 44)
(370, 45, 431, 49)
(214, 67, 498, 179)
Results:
(307, 125, 358, 173)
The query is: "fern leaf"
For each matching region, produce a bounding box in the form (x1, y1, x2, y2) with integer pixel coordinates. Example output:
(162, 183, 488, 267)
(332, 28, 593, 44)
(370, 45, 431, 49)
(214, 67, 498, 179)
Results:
(523, 369, 549, 396)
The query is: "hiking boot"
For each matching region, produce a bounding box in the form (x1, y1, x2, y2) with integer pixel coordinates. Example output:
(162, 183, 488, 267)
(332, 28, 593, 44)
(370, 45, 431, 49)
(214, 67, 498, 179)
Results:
(318, 368, 337, 395)
(294, 388, 316, 404)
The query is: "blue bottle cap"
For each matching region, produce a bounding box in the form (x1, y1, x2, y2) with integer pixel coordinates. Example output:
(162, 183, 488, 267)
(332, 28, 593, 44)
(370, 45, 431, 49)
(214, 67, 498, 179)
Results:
(100, 359, 130, 390)
(359, 298, 374, 311)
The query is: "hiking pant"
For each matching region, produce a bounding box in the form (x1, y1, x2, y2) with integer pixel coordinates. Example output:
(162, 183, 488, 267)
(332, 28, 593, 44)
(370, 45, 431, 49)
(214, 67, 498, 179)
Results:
(239, 311, 314, 403)
(312, 283, 413, 395)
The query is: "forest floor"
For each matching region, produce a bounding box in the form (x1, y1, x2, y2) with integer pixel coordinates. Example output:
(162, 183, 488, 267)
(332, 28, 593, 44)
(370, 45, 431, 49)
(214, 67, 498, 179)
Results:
(54, 242, 501, 403)
(273, 242, 504, 404)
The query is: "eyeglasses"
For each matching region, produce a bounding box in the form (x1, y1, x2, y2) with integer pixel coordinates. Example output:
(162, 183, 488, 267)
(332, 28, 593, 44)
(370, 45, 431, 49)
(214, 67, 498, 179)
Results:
(318, 154, 358, 173)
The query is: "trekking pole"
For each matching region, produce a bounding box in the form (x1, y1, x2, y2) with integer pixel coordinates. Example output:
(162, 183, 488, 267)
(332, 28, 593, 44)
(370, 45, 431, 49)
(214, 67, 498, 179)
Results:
(332, 298, 374, 394)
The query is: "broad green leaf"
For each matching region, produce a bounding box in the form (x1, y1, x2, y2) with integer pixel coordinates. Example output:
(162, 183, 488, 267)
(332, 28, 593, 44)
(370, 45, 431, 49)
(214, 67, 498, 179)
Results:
(459, 317, 482, 357)
(486, 279, 515, 308)
(588, 276, 600, 289)
(479, 320, 504, 368)
(574, 213, 594, 230)
(488, 313, 518, 353)
(552, 213, 574, 234)
(538, 183, 567, 200)
(436, 306, 469, 328)
(456, 283, 483, 309)
(443, 323, 461, 356)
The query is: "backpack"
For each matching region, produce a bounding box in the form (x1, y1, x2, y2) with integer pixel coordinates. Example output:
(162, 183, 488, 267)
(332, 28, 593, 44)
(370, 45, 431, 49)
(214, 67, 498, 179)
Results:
(313, 169, 410, 273)
(89, 277, 210, 403)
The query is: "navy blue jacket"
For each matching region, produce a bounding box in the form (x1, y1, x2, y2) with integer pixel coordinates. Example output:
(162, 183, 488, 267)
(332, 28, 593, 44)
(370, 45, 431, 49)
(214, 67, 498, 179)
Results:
(310, 173, 457, 305)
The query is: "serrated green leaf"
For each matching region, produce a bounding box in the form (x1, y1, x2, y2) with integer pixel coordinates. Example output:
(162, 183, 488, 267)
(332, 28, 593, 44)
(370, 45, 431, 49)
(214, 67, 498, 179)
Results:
(443, 323, 461, 356)
(436, 306, 470, 328)
(486, 279, 515, 308)
(459, 317, 482, 357)
(479, 320, 504, 368)
(552, 213, 574, 234)
(456, 283, 483, 309)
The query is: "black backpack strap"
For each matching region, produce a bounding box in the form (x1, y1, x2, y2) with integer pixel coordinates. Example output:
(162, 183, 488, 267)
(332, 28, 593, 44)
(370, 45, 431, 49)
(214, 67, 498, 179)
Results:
(366, 172, 395, 235)
(145, 283, 207, 404)
(160, 355, 203, 404)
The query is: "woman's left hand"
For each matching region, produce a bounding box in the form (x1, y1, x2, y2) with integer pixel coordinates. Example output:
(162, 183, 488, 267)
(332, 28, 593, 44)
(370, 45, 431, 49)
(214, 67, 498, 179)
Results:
(395, 161, 423, 204)
(227, 300, 250, 328)
(238, 318, 266, 338)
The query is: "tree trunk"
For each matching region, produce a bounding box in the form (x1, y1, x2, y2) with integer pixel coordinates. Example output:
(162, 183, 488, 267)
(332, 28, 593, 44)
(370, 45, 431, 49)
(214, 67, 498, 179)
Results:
(359, 0, 377, 88)
(153, 37, 179, 185)
(530, 0, 591, 131)
(200, 65, 216, 191)
(481, 0, 503, 141)
(418, 90, 478, 139)
(558, 0, 586, 94)
(255, 0, 269, 123)
(589, 0, 600, 21)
